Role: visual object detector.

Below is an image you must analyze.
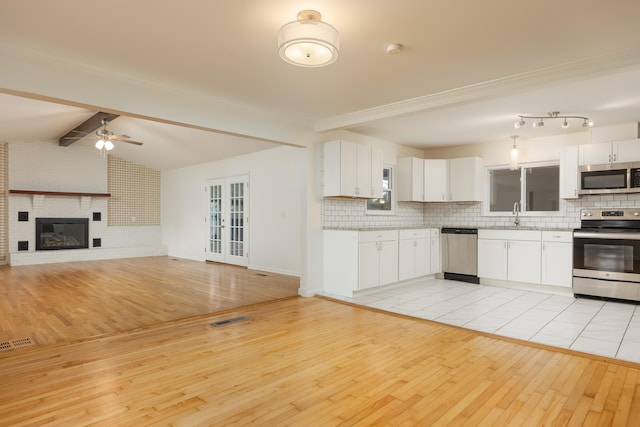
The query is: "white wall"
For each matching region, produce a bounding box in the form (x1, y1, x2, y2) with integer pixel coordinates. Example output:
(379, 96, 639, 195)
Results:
(161, 145, 303, 276)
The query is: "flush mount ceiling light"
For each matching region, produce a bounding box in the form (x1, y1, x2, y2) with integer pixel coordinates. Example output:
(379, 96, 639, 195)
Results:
(278, 10, 339, 67)
(514, 111, 594, 129)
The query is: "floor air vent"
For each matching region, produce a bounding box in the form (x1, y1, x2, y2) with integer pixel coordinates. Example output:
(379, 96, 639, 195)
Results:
(212, 316, 248, 327)
(0, 337, 35, 351)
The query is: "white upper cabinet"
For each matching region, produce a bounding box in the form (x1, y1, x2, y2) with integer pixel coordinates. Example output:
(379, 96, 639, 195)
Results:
(579, 139, 640, 165)
(424, 159, 447, 202)
(396, 157, 424, 202)
(560, 145, 579, 199)
(396, 156, 482, 202)
(448, 157, 483, 201)
(322, 140, 383, 198)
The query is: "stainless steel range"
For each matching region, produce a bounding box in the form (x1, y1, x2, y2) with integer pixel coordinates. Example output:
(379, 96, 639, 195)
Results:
(573, 208, 640, 302)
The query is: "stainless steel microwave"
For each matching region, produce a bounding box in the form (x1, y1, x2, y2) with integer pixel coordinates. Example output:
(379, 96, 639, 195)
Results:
(579, 162, 640, 195)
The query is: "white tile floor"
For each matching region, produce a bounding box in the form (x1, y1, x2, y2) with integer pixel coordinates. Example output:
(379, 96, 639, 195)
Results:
(324, 278, 640, 364)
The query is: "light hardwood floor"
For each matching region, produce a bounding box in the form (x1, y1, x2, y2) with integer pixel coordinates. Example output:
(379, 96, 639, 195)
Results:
(0, 256, 300, 346)
(1, 295, 639, 426)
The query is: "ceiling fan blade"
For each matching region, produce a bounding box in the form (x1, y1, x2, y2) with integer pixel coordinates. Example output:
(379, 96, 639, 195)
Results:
(58, 112, 119, 147)
(112, 136, 143, 146)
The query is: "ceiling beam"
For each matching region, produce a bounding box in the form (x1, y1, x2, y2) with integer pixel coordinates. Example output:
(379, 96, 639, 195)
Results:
(58, 111, 120, 146)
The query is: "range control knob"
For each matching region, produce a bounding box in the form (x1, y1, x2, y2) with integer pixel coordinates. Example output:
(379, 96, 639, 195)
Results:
(635, 212, 640, 217)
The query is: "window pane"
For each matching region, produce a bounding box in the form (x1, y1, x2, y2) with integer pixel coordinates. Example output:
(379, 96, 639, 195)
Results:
(367, 165, 393, 213)
(525, 166, 559, 211)
(490, 169, 521, 212)
(367, 191, 391, 211)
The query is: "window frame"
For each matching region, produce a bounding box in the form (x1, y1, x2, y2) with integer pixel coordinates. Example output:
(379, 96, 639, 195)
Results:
(484, 160, 565, 217)
(365, 163, 396, 216)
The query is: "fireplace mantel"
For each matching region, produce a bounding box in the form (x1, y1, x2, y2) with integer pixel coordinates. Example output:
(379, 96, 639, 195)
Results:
(9, 190, 110, 210)
(9, 190, 110, 197)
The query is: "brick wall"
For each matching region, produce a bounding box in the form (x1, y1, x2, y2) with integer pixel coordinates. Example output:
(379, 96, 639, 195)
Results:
(107, 156, 160, 226)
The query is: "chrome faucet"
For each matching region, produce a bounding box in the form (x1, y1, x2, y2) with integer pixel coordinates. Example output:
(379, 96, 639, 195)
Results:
(512, 201, 520, 226)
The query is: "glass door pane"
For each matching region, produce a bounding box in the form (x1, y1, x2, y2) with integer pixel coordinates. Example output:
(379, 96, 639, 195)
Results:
(208, 184, 223, 256)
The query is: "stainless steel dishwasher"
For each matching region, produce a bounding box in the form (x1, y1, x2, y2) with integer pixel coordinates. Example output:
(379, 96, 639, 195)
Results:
(441, 228, 479, 284)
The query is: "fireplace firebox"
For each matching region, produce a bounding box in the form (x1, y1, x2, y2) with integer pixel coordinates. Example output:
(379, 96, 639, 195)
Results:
(36, 218, 89, 251)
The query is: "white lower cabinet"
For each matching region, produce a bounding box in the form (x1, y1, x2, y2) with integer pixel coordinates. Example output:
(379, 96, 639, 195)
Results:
(358, 230, 398, 290)
(398, 229, 430, 281)
(478, 229, 572, 287)
(430, 229, 441, 274)
(541, 231, 573, 287)
(323, 228, 439, 297)
(478, 230, 542, 284)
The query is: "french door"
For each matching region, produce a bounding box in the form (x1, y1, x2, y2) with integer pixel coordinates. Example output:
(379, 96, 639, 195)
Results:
(205, 175, 249, 266)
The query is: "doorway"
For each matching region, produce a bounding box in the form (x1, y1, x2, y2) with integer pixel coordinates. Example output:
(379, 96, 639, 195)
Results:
(205, 175, 249, 266)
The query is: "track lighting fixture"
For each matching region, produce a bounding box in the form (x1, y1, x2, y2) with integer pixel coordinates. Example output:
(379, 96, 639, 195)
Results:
(514, 112, 593, 129)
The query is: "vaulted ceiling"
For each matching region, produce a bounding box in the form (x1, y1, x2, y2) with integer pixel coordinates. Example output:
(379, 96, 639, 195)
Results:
(1, 1, 640, 170)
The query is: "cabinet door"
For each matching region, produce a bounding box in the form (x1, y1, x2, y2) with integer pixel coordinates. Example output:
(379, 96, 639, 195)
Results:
(355, 144, 372, 197)
(370, 148, 384, 198)
(414, 237, 430, 277)
(358, 241, 380, 290)
(478, 239, 507, 280)
(323, 230, 359, 297)
(396, 157, 424, 201)
(448, 157, 482, 201)
(398, 239, 416, 281)
(541, 241, 572, 287)
(508, 240, 542, 284)
(579, 142, 612, 166)
(379, 240, 399, 286)
(613, 139, 640, 163)
(430, 237, 441, 274)
(560, 145, 579, 199)
(424, 159, 447, 202)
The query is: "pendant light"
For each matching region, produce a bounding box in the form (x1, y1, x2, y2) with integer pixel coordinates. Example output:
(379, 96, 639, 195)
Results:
(278, 10, 340, 67)
(510, 135, 519, 170)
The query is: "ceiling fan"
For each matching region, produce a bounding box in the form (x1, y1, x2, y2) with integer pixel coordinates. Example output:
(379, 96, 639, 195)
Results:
(58, 111, 143, 155)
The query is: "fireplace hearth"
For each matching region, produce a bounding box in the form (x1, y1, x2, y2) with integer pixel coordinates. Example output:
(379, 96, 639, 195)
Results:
(36, 218, 89, 251)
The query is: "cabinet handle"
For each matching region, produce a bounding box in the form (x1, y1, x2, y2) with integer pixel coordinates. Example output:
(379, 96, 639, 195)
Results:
(355, 187, 360, 195)
(442, 194, 445, 201)
(542, 243, 545, 251)
(413, 240, 418, 248)
(614, 153, 617, 162)
(609, 154, 612, 163)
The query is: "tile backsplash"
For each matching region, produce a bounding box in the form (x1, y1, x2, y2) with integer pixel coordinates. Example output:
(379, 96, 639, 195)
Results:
(322, 194, 640, 230)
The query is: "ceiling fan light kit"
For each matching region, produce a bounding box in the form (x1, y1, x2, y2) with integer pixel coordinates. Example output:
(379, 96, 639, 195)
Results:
(514, 111, 594, 129)
(278, 10, 339, 67)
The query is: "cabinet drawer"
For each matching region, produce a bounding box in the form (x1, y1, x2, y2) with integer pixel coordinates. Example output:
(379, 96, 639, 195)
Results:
(399, 229, 429, 240)
(430, 228, 440, 238)
(479, 229, 541, 241)
(542, 231, 572, 243)
(359, 229, 398, 243)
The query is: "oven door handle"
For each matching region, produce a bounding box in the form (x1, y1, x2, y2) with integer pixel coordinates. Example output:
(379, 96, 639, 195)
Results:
(574, 231, 640, 240)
